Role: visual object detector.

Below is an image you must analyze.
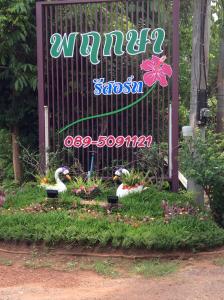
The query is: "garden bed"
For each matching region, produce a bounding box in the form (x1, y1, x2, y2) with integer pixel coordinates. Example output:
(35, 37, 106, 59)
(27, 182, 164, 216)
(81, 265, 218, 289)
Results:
(1, 183, 224, 251)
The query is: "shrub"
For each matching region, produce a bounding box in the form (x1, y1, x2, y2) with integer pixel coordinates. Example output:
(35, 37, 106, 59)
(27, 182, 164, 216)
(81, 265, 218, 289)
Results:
(180, 130, 224, 226)
(122, 170, 145, 187)
(72, 177, 103, 199)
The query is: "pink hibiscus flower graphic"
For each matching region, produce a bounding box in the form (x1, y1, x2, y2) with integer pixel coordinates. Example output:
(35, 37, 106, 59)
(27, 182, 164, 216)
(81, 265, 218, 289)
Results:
(140, 55, 173, 88)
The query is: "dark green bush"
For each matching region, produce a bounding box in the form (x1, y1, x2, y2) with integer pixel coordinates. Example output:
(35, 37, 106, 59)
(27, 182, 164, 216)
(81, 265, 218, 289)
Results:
(180, 130, 224, 226)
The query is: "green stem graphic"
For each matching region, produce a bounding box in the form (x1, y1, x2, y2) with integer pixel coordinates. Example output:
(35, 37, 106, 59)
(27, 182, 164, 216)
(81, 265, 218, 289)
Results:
(59, 84, 156, 133)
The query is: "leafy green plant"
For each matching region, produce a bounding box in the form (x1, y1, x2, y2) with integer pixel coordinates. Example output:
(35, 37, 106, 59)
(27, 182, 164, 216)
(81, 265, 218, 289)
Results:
(122, 170, 145, 187)
(72, 177, 103, 199)
(73, 177, 102, 189)
(180, 130, 224, 226)
(35, 169, 55, 185)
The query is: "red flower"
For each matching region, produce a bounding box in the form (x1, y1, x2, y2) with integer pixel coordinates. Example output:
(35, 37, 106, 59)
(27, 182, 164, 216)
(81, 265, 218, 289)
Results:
(140, 55, 173, 88)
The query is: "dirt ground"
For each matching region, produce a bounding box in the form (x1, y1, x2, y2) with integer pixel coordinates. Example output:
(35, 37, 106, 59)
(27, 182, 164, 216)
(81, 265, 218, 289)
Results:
(0, 245, 224, 300)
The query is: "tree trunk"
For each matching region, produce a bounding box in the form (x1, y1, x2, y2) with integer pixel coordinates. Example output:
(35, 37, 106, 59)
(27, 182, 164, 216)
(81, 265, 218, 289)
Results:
(190, 0, 211, 128)
(11, 126, 22, 184)
(216, 33, 224, 132)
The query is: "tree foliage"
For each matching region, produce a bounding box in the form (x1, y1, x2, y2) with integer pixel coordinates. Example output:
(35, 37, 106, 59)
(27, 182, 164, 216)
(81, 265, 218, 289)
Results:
(0, 0, 37, 129)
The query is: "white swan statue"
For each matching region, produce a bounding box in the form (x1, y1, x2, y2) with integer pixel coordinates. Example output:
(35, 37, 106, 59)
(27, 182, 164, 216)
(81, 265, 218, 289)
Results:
(44, 167, 71, 193)
(113, 168, 144, 198)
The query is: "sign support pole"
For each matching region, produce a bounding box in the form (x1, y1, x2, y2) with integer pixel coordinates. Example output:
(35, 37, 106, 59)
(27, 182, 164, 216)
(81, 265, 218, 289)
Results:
(36, 2, 46, 174)
(44, 106, 49, 173)
(171, 0, 180, 192)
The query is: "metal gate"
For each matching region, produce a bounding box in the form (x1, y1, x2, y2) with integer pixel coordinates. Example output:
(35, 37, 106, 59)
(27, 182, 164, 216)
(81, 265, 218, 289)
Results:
(36, 0, 179, 190)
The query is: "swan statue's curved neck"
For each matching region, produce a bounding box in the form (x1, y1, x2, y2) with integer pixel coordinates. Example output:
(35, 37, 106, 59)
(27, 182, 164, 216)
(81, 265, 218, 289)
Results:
(55, 168, 65, 185)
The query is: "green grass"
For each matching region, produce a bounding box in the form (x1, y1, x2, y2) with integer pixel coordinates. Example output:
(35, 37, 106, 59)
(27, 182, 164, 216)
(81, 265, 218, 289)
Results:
(24, 259, 53, 269)
(65, 260, 78, 271)
(80, 259, 119, 277)
(93, 260, 119, 277)
(119, 187, 194, 218)
(132, 259, 179, 277)
(213, 257, 224, 266)
(0, 183, 224, 251)
(0, 256, 13, 266)
(0, 210, 223, 250)
(3, 182, 45, 209)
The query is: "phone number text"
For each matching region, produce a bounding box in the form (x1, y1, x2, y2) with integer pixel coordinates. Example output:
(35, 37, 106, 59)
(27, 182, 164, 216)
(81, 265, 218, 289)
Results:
(64, 135, 153, 148)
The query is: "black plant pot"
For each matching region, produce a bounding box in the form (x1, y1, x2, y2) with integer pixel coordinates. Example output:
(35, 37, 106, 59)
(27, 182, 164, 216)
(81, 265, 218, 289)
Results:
(46, 190, 59, 198)
(107, 196, 118, 204)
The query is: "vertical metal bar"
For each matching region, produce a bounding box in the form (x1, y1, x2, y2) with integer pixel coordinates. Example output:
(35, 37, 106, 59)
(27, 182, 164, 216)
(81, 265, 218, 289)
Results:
(100, 4, 103, 174)
(75, 4, 80, 166)
(141, 0, 144, 141)
(120, 3, 124, 166)
(152, 0, 155, 138)
(80, 5, 85, 168)
(90, 5, 94, 172)
(60, 6, 65, 151)
(167, 2, 171, 172)
(125, 1, 129, 164)
(161, 2, 165, 142)
(50, 6, 55, 151)
(85, 3, 89, 176)
(44, 5, 51, 158)
(136, 1, 139, 140)
(95, 4, 99, 173)
(131, 1, 134, 164)
(70, 5, 75, 163)
(115, 2, 119, 166)
(157, 1, 160, 144)
(146, 0, 150, 136)
(105, 1, 109, 176)
(65, 7, 70, 164)
(54, 6, 60, 149)
(45, 7, 50, 110)
(172, 0, 180, 192)
(36, 2, 46, 173)
(169, 103, 172, 178)
(110, 2, 114, 174)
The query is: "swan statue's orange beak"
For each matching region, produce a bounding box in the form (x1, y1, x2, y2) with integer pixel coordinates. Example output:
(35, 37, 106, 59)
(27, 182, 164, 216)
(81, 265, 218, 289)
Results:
(65, 174, 72, 181)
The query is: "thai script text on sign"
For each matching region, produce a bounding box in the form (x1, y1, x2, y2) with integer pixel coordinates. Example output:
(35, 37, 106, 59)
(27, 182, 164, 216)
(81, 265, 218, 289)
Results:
(50, 28, 165, 65)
